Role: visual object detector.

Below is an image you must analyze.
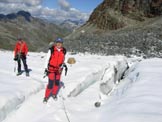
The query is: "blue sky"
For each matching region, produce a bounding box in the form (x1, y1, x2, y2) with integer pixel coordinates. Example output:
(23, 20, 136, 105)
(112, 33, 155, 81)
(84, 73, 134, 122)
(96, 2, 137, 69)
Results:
(0, 0, 103, 21)
(42, 0, 103, 13)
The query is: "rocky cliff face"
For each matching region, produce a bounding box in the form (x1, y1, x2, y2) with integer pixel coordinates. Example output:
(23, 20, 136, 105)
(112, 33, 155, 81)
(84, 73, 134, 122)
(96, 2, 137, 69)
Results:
(65, 0, 162, 57)
(88, 0, 162, 30)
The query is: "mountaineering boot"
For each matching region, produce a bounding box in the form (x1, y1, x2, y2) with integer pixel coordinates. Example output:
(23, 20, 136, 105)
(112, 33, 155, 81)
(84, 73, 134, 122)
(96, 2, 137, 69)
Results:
(26, 72, 29, 77)
(43, 97, 48, 104)
(16, 72, 22, 76)
(52, 94, 58, 101)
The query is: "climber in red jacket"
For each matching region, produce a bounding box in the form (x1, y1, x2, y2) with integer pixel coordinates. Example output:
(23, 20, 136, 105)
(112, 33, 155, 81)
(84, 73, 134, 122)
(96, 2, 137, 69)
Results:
(13, 38, 29, 76)
(43, 37, 66, 103)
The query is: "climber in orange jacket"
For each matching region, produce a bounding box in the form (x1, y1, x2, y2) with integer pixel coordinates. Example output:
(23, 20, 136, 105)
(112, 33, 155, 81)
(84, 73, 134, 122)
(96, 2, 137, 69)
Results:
(43, 37, 66, 103)
(13, 38, 29, 76)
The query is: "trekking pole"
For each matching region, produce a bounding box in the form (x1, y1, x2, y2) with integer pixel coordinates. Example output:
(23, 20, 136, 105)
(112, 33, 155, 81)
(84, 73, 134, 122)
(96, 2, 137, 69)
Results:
(43, 72, 47, 78)
(14, 53, 21, 73)
(14, 61, 17, 72)
(43, 75, 46, 78)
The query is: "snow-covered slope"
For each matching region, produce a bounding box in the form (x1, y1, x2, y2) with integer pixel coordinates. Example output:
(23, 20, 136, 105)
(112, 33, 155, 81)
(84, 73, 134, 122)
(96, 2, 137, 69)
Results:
(0, 50, 162, 122)
(0, 51, 44, 121)
(100, 58, 162, 122)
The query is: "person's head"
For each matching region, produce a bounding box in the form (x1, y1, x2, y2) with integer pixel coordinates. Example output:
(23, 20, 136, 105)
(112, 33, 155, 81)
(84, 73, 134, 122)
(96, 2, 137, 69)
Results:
(18, 38, 22, 41)
(18, 38, 23, 43)
(55, 37, 63, 49)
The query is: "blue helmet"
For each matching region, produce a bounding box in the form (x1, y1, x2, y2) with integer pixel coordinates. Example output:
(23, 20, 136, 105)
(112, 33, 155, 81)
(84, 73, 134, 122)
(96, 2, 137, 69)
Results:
(55, 37, 63, 43)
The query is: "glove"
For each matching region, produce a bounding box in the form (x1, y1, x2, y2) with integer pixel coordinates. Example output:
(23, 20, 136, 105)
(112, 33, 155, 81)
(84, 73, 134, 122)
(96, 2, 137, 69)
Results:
(43, 68, 49, 78)
(44, 68, 48, 75)
(14, 57, 18, 61)
(59, 63, 68, 76)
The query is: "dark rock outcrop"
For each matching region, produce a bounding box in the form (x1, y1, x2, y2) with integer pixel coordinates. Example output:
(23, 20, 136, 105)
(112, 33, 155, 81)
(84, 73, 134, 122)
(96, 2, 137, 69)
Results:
(88, 0, 162, 30)
(6, 13, 17, 20)
(64, 0, 162, 58)
(17, 10, 31, 22)
(0, 10, 32, 22)
(0, 14, 6, 20)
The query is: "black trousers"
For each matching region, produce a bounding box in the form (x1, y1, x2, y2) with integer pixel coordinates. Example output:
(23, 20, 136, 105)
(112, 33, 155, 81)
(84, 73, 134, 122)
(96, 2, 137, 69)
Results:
(17, 57, 28, 73)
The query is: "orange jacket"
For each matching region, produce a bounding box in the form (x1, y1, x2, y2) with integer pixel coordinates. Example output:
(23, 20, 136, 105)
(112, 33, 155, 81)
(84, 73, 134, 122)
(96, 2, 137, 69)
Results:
(48, 46, 65, 71)
(14, 40, 28, 56)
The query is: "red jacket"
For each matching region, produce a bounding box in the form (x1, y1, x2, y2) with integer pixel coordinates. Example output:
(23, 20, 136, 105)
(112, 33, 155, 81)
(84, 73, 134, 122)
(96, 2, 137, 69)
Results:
(14, 40, 28, 56)
(48, 46, 65, 71)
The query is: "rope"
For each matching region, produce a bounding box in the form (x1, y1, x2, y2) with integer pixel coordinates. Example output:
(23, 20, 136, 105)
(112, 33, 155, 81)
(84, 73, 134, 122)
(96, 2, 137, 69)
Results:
(60, 89, 71, 122)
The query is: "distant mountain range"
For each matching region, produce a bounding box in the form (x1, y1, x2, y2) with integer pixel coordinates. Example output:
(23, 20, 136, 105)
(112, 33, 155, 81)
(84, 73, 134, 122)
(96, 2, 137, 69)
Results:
(0, 11, 31, 22)
(0, 10, 70, 51)
(60, 19, 85, 31)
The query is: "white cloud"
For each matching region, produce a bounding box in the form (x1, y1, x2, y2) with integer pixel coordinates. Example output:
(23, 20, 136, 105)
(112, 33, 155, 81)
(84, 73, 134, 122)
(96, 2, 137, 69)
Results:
(58, 0, 71, 11)
(0, 0, 90, 22)
(0, 0, 42, 6)
(36, 7, 89, 22)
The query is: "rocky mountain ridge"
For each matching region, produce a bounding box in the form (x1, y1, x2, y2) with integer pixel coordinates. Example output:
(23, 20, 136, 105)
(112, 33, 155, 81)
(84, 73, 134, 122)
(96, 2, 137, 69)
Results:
(0, 10, 70, 51)
(87, 0, 162, 30)
(0, 11, 31, 22)
(64, 0, 162, 57)
(60, 19, 85, 31)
